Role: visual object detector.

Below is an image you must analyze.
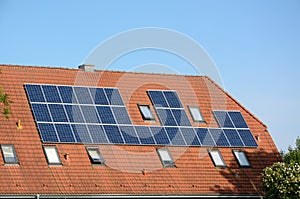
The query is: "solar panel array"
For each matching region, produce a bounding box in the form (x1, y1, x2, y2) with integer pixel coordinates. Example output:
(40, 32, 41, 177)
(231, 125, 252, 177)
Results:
(25, 84, 257, 147)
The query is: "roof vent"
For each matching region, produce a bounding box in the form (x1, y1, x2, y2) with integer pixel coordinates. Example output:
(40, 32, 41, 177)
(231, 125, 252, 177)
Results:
(78, 64, 95, 72)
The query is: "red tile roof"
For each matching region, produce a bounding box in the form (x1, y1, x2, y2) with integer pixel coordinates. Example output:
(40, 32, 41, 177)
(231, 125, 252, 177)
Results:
(0, 64, 281, 197)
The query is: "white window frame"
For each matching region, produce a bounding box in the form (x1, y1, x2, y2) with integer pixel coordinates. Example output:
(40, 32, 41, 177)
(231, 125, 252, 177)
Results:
(188, 106, 205, 123)
(209, 149, 226, 167)
(86, 146, 105, 165)
(233, 150, 251, 167)
(1, 144, 19, 164)
(157, 148, 175, 167)
(43, 146, 61, 165)
(138, 104, 155, 121)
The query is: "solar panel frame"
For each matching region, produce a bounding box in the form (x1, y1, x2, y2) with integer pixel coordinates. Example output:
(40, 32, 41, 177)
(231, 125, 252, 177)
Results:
(58, 86, 78, 104)
(237, 129, 258, 147)
(25, 84, 45, 102)
(223, 128, 245, 147)
(89, 87, 109, 105)
(104, 88, 124, 106)
(103, 125, 124, 144)
(55, 124, 76, 143)
(119, 125, 140, 144)
(163, 91, 183, 108)
(71, 124, 92, 143)
(180, 127, 201, 146)
(111, 106, 132, 124)
(135, 126, 156, 145)
(195, 128, 215, 146)
(150, 126, 171, 145)
(209, 128, 230, 147)
(147, 90, 169, 108)
(74, 87, 94, 105)
(48, 104, 68, 122)
(165, 127, 186, 146)
(213, 111, 235, 128)
(87, 124, 109, 144)
(42, 85, 62, 103)
(31, 104, 52, 122)
(228, 111, 249, 128)
(37, 123, 59, 142)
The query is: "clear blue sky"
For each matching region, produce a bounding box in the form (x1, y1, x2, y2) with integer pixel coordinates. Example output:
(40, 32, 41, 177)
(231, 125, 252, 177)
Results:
(1, 0, 299, 151)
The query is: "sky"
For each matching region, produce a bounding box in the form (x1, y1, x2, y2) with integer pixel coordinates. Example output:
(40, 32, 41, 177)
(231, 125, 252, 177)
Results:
(0, 0, 299, 151)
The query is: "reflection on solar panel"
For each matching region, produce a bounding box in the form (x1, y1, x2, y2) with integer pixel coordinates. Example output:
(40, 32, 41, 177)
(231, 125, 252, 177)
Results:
(25, 84, 257, 148)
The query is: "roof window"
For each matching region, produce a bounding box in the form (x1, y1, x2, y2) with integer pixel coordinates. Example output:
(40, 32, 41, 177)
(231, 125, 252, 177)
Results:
(43, 146, 61, 165)
(157, 148, 175, 167)
(1, 144, 18, 164)
(233, 150, 251, 167)
(138, 104, 155, 121)
(209, 149, 226, 167)
(188, 106, 205, 123)
(86, 146, 105, 165)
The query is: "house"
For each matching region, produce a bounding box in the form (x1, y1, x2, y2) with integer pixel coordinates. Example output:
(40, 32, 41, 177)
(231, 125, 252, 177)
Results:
(0, 64, 281, 198)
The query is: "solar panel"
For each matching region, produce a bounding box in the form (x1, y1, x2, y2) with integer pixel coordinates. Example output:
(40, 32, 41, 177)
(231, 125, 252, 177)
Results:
(223, 129, 244, 147)
(103, 125, 124, 144)
(150, 126, 171, 145)
(55, 124, 76, 143)
(104, 88, 124, 106)
(111, 106, 132, 124)
(71, 124, 92, 143)
(213, 111, 235, 128)
(89, 88, 109, 105)
(165, 127, 186, 146)
(135, 126, 156, 145)
(148, 90, 168, 108)
(25, 84, 45, 102)
(26, 84, 258, 148)
(74, 87, 94, 104)
(119, 126, 140, 144)
(87, 125, 109, 144)
(209, 128, 230, 146)
(228, 111, 248, 128)
(96, 106, 116, 124)
(180, 127, 201, 146)
(48, 104, 68, 122)
(237, 129, 258, 147)
(195, 128, 215, 146)
(31, 104, 52, 122)
(37, 123, 59, 142)
(58, 86, 77, 104)
(42, 85, 61, 103)
(163, 91, 182, 108)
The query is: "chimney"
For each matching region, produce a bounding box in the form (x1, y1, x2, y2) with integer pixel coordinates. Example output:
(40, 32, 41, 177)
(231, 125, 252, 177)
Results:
(78, 64, 95, 72)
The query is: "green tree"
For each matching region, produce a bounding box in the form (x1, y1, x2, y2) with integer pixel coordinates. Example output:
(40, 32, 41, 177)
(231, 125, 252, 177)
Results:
(262, 162, 300, 199)
(0, 70, 12, 119)
(283, 137, 300, 164)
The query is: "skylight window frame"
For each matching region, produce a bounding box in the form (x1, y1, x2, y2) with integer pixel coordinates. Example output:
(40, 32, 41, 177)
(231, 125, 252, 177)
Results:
(1, 144, 19, 165)
(209, 149, 226, 168)
(233, 150, 251, 167)
(156, 148, 175, 167)
(188, 106, 205, 123)
(43, 146, 62, 165)
(138, 104, 156, 121)
(86, 146, 105, 165)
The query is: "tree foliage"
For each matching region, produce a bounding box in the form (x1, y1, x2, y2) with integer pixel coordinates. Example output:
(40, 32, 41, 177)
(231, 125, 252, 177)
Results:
(0, 70, 12, 119)
(262, 138, 300, 198)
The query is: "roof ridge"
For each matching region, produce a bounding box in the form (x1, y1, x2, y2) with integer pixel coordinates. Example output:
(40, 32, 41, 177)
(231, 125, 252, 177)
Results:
(203, 76, 267, 129)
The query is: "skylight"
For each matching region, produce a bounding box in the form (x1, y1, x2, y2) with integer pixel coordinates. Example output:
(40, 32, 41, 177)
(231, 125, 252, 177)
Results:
(157, 148, 175, 167)
(1, 144, 18, 164)
(43, 146, 61, 165)
(233, 150, 251, 167)
(86, 146, 105, 165)
(188, 106, 205, 122)
(138, 104, 155, 121)
(209, 149, 226, 167)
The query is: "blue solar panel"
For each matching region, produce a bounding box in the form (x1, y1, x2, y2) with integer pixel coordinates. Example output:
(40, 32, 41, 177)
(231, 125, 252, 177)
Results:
(74, 87, 93, 104)
(37, 123, 59, 142)
(213, 111, 235, 128)
(165, 127, 186, 146)
(171, 109, 191, 126)
(55, 124, 76, 143)
(25, 84, 45, 102)
(111, 106, 132, 124)
(31, 104, 52, 122)
(150, 126, 171, 145)
(228, 111, 248, 128)
(223, 129, 244, 147)
(48, 104, 68, 122)
(89, 88, 109, 105)
(42, 85, 61, 103)
(156, 109, 177, 126)
(96, 106, 116, 124)
(148, 90, 168, 108)
(103, 125, 124, 144)
(195, 128, 215, 146)
(135, 126, 156, 145)
(119, 126, 140, 144)
(180, 127, 201, 146)
(104, 88, 124, 106)
(64, 105, 85, 123)
(80, 105, 101, 123)
(71, 124, 92, 143)
(237, 129, 258, 147)
(58, 86, 77, 104)
(163, 91, 182, 108)
(87, 125, 109, 144)
(209, 128, 230, 146)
